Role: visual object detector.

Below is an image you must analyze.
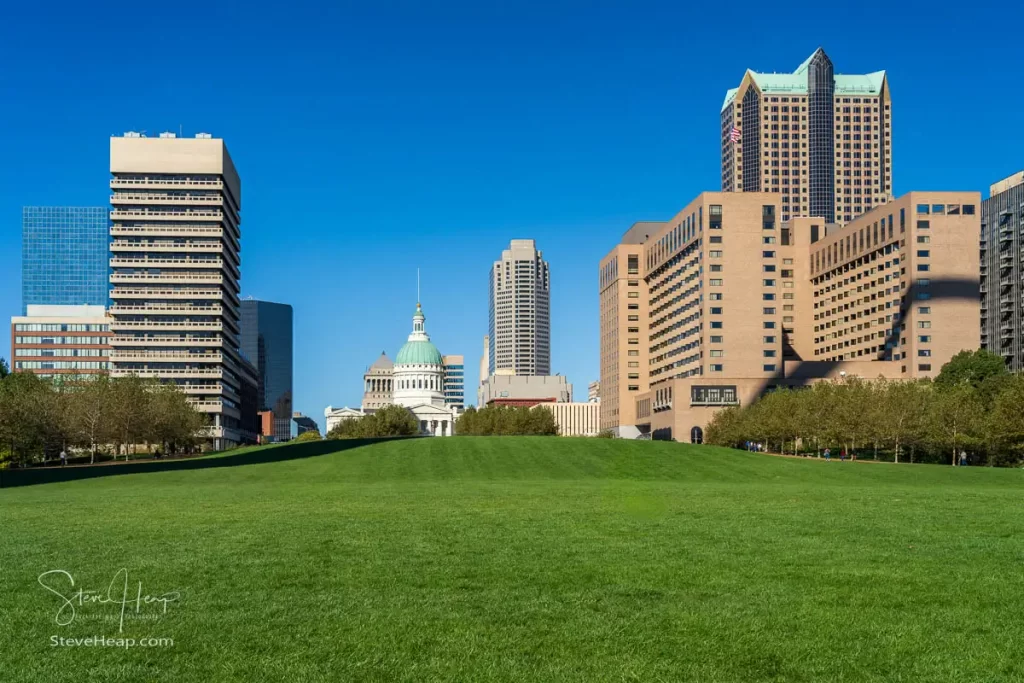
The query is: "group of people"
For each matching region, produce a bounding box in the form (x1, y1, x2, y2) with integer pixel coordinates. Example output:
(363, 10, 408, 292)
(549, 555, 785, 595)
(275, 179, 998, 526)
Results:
(823, 448, 856, 462)
(744, 441, 765, 452)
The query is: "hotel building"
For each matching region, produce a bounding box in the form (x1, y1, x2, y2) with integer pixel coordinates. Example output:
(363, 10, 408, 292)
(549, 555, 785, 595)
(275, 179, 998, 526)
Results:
(600, 191, 980, 440)
(721, 48, 892, 225)
(22, 207, 109, 314)
(108, 132, 256, 449)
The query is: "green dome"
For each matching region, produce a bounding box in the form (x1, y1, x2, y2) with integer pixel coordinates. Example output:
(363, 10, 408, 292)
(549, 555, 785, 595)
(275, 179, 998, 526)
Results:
(395, 340, 443, 366)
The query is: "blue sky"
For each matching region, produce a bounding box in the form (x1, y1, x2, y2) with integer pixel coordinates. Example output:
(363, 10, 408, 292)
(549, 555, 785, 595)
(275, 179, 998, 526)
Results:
(1, 1, 1021, 430)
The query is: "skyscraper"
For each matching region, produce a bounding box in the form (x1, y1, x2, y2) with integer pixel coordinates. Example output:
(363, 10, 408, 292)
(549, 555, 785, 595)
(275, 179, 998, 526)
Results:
(22, 207, 109, 314)
(721, 48, 892, 225)
(488, 239, 550, 376)
(980, 171, 1024, 369)
(240, 299, 294, 441)
(108, 132, 256, 449)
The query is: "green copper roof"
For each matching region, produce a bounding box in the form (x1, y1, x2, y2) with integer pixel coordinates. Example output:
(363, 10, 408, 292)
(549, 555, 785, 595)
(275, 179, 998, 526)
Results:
(395, 340, 443, 366)
(721, 50, 886, 111)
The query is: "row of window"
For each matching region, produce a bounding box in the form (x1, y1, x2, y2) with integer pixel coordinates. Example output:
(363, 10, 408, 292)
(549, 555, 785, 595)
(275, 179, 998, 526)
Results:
(14, 348, 107, 357)
(14, 323, 109, 332)
(15, 361, 111, 370)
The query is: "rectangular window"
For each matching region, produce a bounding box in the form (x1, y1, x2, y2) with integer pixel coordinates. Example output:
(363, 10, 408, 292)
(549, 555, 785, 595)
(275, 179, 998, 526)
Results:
(917, 236, 930, 243)
(628, 385, 640, 391)
(763, 364, 777, 372)
(628, 292, 639, 298)
(710, 350, 724, 358)
(627, 327, 639, 333)
(763, 293, 776, 300)
(710, 321, 723, 329)
(710, 364, 724, 372)
(918, 307, 931, 314)
(628, 304, 639, 310)
(628, 315, 639, 321)
(917, 264, 930, 272)
(710, 264, 723, 272)
(710, 335, 723, 343)
(709, 292, 723, 300)
(764, 322, 776, 329)
(763, 350, 777, 357)
(628, 338, 638, 345)
(917, 220, 930, 230)
(710, 250, 723, 258)
(918, 364, 932, 372)
(710, 307, 723, 315)
(763, 336, 776, 343)
(917, 321, 931, 328)
(627, 279, 639, 286)
(917, 204, 930, 214)
(963, 204, 975, 215)
(763, 251, 775, 258)
(709, 235, 723, 244)
(628, 350, 639, 356)
(763, 307, 776, 314)
(918, 349, 932, 357)
(917, 250, 930, 257)
(918, 335, 931, 343)
(710, 279, 723, 286)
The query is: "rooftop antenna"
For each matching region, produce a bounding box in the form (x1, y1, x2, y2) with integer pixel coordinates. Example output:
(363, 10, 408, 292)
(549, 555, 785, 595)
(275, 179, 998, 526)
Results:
(417, 268, 420, 304)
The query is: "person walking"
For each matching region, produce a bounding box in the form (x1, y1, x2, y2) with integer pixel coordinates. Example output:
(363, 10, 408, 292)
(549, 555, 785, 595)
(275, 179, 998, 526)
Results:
(824, 448, 831, 461)
(959, 450, 968, 467)
(59, 449, 67, 468)
(840, 448, 846, 462)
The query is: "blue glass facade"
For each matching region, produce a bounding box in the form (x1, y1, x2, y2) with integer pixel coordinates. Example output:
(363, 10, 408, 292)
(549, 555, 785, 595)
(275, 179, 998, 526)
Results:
(240, 299, 294, 441)
(22, 207, 109, 314)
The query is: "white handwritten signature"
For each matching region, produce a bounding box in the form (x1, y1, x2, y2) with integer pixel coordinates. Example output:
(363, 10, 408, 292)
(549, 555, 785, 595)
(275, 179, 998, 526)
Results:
(37, 569, 181, 633)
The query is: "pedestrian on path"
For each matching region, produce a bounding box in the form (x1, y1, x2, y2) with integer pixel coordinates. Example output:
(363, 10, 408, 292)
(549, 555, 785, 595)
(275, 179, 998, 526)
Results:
(824, 448, 831, 461)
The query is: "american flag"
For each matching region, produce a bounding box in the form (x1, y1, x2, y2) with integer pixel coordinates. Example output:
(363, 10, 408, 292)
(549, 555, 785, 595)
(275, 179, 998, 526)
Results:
(729, 126, 741, 143)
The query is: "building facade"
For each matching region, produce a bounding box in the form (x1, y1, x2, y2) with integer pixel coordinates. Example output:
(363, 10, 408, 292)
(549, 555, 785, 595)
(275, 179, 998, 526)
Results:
(980, 171, 1024, 368)
(442, 355, 465, 411)
(721, 48, 892, 225)
(22, 207, 109, 314)
(240, 299, 293, 442)
(361, 352, 394, 413)
(600, 191, 980, 441)
(10, 305, 110, 379)
(478, 374, 572, 407)
(488, 239, 551, 376)
(538, 401, 601, 437)
(587, 381, 600, 403)
(108, 133, 255, 449)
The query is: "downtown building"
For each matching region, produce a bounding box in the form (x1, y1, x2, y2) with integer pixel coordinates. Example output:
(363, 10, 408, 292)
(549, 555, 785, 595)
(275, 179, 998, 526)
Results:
(487, 239, 551, 376)
(599, 191, 980, 440)
(240, 299, 294, 442)
(21, 207, 109, 314)
(108, 132, 256, 449)
(980, 171, 1024, 368)
(721, 48, 892, 225)
(10, 305, 111, 379)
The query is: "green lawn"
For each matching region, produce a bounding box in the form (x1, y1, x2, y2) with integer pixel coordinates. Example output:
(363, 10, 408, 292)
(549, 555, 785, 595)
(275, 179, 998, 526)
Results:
(2, 438, 1022, 682)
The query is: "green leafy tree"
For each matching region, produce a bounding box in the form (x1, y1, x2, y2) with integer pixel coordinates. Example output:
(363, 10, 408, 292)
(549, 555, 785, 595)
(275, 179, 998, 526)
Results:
(0, 357, 9, 379)
(985, 374, 1024, 466)
(107, 375, 151, 460)
(68, 375, 113, 463)
(372, 405, 420, 437)
(294, 429, 322, 443)
(935, 349, 1008, 392)
(928, 383, 982, 466)
(875, 379, 930, 463)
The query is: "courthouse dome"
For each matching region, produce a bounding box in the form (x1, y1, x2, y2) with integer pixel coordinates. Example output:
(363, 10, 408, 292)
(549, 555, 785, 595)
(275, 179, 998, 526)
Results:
(395, 303, 443, 366)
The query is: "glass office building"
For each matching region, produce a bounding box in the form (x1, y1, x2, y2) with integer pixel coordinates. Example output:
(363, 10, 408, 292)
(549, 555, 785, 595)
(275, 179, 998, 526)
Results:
(240, 299, 294, 441)
(22, 207, 109, 314)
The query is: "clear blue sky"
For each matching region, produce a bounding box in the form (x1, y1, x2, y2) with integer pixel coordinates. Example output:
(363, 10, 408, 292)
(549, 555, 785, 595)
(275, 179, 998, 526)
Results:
(1, 1, 1021, 430)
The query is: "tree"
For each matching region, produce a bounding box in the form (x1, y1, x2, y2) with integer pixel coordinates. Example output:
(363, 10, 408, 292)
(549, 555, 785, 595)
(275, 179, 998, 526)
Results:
(0, 372, 54, 465)
(69, 375, 113, 464)
(455, 405, 557, 436)
(985, 374, 1024, 466)
(146, 383, 208, 455)
(294, 430, 322, 443)
(107, 375, 151, 460)
(935, 349, 1008, 392)
(875, 379, 929, 463)
(371, 405, 420, 437)
(928, 383, 982, 466)
(0, 357, 9, 379)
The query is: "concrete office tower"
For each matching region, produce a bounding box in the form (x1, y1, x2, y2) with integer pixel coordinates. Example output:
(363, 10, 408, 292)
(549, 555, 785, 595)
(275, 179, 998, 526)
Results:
(10, 305, 110, 379)
(980, 171, 1024, 368)
(240, 299, 294, 442)
(600, 191, 979, 440)
(108, 132, 255, 449)
(488, 239, 550, 376)
(22, 207, 110, 314)
(442, 355, 465, 411)
(478, 335, 488, 391)
(587, 381, 600, 403)
(721, 48, 892, 225)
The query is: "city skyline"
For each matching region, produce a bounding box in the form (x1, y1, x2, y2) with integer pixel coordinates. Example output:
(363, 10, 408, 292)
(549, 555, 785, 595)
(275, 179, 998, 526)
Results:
(1, 4, 1022, 431)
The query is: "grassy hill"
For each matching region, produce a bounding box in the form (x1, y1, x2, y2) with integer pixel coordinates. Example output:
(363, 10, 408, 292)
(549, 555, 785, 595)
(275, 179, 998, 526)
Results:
(2, 438, 1022, 682)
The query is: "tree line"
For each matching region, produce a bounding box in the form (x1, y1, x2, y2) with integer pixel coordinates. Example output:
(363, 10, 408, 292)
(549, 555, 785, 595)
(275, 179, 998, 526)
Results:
(326, 405, 420, 439)
(0, 364, 208, 467)
(705, 350, 1024, 466)
(455, 405, 557, 436)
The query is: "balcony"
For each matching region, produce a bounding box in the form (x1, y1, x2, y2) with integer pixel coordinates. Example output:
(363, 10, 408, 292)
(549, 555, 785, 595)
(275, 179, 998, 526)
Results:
(110, 209, 226, 222)
(110, 287, 226, 300)
(110, 336, 224, 347)
(109, 350, 223, 362)
(110, 240, 226, 254)
(111, 225, 228, 238)
(110, 272, 224, 285)
(109, 257, 236, 278)
(108, 303, 223, 315)
(110, 320, 223, 331)
(111, 193, 223, 205)
(121, 368, 224, 380)
(111, 178, 223, 190)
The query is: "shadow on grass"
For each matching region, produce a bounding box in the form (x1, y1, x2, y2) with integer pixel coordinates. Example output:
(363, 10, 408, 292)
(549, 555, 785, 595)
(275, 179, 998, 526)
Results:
(0, 437, 413, 489)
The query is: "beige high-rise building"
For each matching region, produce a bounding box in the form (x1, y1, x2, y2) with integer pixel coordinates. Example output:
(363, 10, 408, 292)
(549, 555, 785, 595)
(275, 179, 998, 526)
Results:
(721, 48, 892, 226)
(599, 191, 980, 440)
(109, 132, 255, 449)
(488, 239, 550, 376)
